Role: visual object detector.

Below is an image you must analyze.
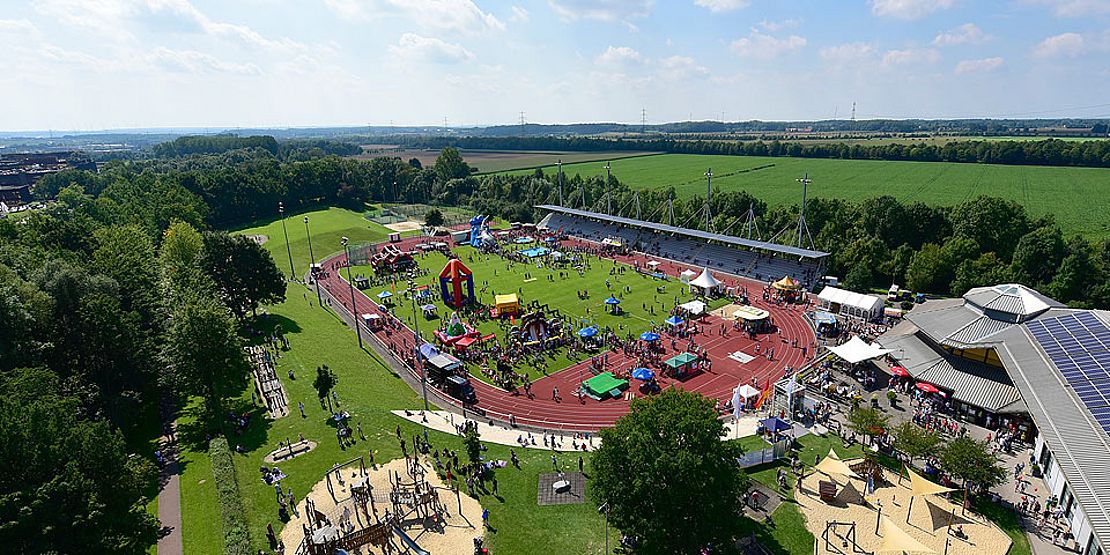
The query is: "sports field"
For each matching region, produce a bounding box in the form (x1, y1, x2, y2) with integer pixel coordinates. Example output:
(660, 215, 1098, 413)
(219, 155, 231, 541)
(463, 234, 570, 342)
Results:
(506, 153, 1110, 238)
(353, 245, 726, 381)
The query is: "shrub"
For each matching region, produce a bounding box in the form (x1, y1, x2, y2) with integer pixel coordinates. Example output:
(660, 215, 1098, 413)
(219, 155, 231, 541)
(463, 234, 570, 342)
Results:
(210, 437, 254, 555)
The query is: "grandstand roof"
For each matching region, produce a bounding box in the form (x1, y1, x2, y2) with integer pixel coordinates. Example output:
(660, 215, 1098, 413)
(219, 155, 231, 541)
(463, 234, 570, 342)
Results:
(536, 205, 829, 259)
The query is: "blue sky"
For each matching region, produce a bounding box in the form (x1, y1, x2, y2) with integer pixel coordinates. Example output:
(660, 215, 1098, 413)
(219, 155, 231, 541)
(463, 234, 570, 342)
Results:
(1, 0, 1109, 130)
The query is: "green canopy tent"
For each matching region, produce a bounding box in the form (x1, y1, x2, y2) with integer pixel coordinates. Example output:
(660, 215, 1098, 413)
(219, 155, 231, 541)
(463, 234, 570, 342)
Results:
(583, 372, 628, 400)
(663, 352, 699, 379)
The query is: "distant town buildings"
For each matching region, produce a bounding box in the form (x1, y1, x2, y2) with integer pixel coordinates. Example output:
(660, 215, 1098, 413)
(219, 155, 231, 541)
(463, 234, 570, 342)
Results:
(0, 151, 96, 206)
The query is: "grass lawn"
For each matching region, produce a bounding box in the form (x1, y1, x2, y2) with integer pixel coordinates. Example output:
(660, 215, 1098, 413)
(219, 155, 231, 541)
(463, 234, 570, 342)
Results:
(353, 245, 727, 382)
(506, 153, 1110, 238)
(175, 279, 608, 554)
(230, 206, 413, 274)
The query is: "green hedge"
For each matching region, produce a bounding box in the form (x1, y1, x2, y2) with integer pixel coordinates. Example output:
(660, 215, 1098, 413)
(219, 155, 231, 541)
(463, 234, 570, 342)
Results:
(209, 437, 254, 555)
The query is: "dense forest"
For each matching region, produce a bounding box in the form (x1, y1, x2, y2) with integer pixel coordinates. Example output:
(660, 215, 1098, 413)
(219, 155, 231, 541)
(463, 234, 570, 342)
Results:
(0, 164, 285, 552)
(404, 135, 1110, 168)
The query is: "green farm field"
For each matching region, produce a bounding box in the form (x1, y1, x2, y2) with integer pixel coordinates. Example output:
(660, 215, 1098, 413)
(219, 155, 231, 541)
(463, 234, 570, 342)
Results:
(507, 153, 1110, 238)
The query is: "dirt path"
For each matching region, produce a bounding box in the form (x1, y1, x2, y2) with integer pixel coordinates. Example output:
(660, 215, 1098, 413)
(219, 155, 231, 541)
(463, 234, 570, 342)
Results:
(156, 422, 183, 555)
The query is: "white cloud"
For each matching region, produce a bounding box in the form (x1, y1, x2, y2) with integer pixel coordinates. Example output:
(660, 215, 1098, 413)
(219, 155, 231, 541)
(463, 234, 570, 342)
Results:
(595, 45, 644, 66)
(324, 0, 505, 33)
(870, 0, 957, 19)
(933, 23, 990, 46)
(954, 56, 1003, 73)
(656, 55, 709, 80)
(0, 19, 38, 34)
(148, 47, 262, 75)
(882, 48, 941, 66)
(730, 31, 806, 59)
(510, 5, 530, 22)
(1032, 32, 1086, 58)
(35, 0, 308, 51)
(819, 42, 876, 65)
(388, 33, 475, 64)
(548, 0, 653, 22)
(1024, 0, 1110, 17)
(758, 19, 801, 32)
(693, 0, 750, 12)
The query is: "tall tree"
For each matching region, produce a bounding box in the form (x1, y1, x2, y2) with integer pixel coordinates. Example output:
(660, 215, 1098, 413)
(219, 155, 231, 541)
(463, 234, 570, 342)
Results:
(163, 293, 248, 425)
(199, 232, 285, 319)
(0, 367, 159, 554)
(433, 147, 472, 184)
(590, 388, 748, 554)
(939, 435, 1006, 493)
(1011, 225, 1066, 285)
(847, 406, 890, 447)
(950, 196, 1029, 260)
(891, 421, 942, 465)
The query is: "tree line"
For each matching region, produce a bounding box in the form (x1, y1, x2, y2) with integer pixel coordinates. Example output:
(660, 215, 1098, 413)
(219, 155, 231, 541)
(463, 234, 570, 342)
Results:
(149, 134, 361, 159)
(404, 135, 1110, 168)
(32, 145, 1110, 308)
(0, 171, 285, 552)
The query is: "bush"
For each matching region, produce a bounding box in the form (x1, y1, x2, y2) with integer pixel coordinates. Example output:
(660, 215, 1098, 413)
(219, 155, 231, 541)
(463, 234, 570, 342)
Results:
(210, 437, 254, 555)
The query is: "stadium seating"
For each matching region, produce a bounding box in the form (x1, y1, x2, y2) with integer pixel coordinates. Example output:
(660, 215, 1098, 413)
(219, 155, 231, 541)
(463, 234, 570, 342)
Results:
(540, 212, 821, 288)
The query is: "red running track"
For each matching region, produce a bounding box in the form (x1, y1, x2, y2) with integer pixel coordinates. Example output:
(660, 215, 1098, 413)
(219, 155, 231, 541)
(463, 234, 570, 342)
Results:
(316, 236, 816, 431)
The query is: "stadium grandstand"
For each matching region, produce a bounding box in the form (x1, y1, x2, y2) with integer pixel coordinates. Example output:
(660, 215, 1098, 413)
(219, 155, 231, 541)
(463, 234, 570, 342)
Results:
(535, 205, 829, 289)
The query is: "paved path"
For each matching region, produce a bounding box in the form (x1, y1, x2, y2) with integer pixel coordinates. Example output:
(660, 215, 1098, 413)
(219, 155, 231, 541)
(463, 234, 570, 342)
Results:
(392, 409, 770, 451)
(156, 423, 183, 555)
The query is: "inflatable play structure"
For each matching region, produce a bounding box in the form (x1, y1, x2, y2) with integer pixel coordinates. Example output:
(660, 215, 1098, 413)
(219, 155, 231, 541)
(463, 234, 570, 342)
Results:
(434, 312, 480, 347)
(469, 215, 494, 248)
(438, 258, 475, 309)
(370, 244, 414, 273)
(509, 309, 562, 343)
(493, 293, 520, 317)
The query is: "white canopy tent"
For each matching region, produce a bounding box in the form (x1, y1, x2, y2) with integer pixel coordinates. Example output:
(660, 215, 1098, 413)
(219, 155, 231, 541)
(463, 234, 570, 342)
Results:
(737, 384, 761, 399)
(817, 286, 885, 320)
(679, 269, 697, 283)
(690, 268, 722, 294)
(679, 299, 707, 316)
(828, 336, 892, 364)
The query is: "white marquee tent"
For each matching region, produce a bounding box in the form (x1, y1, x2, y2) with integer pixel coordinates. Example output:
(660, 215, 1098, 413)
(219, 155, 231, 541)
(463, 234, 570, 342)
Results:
(817, 286, 885, 320)
(828, 336, 892, 364)
(690, 268, 722, 294)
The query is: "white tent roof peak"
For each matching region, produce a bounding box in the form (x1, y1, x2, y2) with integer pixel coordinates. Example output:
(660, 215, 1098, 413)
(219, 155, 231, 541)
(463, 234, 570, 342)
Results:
(691, 268, 722, 289)
(828, 336, 892, 364)
(962, 283, 1062, 319)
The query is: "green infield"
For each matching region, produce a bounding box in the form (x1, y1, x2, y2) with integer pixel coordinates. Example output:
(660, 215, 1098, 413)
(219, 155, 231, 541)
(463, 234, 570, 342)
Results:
(352, 245, 726, 382)
(507, 153, 1110, 239)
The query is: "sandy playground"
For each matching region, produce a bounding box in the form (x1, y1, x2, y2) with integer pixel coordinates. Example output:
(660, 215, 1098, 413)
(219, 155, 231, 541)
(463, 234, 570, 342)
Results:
(385, 221, 423, 232)
(795, 459, 1012, 555)
(280, 456, 484, 554)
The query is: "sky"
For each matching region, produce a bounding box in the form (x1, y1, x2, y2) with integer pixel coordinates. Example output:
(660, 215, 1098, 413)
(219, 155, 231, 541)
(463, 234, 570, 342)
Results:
(1, 0, 1110, 130)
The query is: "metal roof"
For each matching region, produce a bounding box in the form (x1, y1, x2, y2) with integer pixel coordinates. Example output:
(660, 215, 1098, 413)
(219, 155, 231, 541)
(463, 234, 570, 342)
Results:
(963, 284, 1063, 319)
(876, 332, 1024, 413)
(996, 319, 1110, 550)
(535, 204, 830, 259)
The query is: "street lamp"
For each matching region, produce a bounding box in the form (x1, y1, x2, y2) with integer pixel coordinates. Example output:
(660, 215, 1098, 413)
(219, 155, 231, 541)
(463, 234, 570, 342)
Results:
(410, 280, 429, 412)
(279, 202, 295, 280)
(305, 216, 321, 306)
(557, 159, 564, 206)
(341, 236, 363, 350)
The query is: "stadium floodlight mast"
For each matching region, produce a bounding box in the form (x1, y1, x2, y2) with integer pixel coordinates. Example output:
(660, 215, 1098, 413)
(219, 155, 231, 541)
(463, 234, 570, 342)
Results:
(796, 173, 812, 248)
(557, 159, 564, 206)
(598, 502, 610, 555)
(305, 216, 322, 307)
(340, 236, 363, 350)
(705, 168, 713, 231)
(278, 202, 295, 280)
(604, 161, 612, 215)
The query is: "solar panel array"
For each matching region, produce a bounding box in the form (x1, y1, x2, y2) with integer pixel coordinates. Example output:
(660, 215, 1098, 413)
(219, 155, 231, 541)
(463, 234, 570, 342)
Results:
(1028, 312, 1110, 435)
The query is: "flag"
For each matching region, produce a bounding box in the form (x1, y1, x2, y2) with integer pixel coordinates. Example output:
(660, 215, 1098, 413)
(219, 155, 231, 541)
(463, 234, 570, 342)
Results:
(731, 385, 742, 420)
(784, 369, 800, 399)
(753, 381, 773, 410)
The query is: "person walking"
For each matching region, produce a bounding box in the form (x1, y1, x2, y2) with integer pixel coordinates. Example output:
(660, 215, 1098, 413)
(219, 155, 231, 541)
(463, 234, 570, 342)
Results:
(298, 401, 305, 418)
(551, 452, 558, 471)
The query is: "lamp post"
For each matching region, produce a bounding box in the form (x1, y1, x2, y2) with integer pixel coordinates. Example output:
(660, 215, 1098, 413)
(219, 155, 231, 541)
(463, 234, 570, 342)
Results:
(557, 159, 564, 206)
(410, 280, 429, 412)
(705, 168, 713, 231)
(341, 236, 363, 350)
(279, 202, 295, 280)
(598, 502, 610, 555)
(604, 162, 612, 215)
(305, 216, 322, 306)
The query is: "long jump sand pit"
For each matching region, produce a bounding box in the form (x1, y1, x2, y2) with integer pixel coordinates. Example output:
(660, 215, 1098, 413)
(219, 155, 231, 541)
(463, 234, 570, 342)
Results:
(796, 459, 1011, 555)
(384, 221, 423, 232)
(280, 455, 484, 554)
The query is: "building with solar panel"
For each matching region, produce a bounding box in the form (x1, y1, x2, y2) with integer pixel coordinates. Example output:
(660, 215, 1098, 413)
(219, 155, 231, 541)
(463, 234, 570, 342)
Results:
(877, 283, 1110, 555)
